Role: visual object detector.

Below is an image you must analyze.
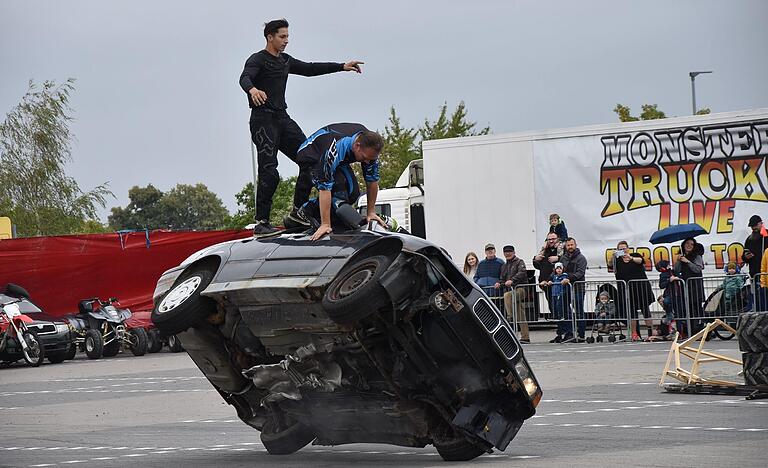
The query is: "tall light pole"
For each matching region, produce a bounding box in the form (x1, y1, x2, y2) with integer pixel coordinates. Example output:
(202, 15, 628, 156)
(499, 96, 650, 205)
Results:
(689, 71, 712, 115)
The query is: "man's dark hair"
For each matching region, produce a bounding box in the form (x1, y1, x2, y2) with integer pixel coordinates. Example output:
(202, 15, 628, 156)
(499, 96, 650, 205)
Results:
(357, 131, 384, 153)
(264, 19, 289, 38)
(565, 237, 576, 243)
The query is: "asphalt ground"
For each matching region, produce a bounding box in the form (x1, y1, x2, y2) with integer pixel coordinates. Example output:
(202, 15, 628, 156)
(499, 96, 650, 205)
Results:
(1, 332, 765, 468)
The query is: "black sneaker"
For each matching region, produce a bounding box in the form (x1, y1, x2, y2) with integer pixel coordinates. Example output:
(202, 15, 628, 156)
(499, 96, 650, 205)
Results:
(253, 220, 280, 238)
(549, 335, 562, 343)
(561, 334, 575, 343)
(284, 207, 310, 229)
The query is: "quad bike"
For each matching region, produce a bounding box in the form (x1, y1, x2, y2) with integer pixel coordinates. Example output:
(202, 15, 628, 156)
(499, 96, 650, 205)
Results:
(0, 287, 45, 367)
(68, 297, 148, 359)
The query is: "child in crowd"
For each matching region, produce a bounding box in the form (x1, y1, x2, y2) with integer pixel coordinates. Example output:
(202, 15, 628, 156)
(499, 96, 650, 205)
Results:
(722, 261, 746, 314)
(547, 262, 571, 343)
(656, 259, 685, 339)
(548, 214, 568, 242)
(595, 291, 615, 331)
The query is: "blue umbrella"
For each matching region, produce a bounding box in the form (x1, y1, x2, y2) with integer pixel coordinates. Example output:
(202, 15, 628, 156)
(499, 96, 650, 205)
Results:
(649, 223, 707, 245)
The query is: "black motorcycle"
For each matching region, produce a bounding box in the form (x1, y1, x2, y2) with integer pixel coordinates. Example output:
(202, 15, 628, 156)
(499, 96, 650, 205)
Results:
(68, 298, 148, 359)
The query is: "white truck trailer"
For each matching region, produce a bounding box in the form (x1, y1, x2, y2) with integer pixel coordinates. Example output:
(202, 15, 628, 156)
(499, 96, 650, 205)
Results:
(363, 108, 768, 280)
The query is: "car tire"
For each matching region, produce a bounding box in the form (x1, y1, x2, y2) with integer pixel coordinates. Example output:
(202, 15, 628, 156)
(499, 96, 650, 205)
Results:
(64, 342, 77, 360)
(47, 352, 67, 364)
(129, 328, 148, 356)
(85, 329, 104, 359)
(260, 418, 315, 455)
(152, 265, 217, 335)
(168, 334, 184, 353)
(743, 351, 768, 386)
(21, 330, 45, 367)
(737, 312, 768, 353)
(434, 437, 488, 461)
(147, 329, 163, 353)
(321, 255, 392, 325)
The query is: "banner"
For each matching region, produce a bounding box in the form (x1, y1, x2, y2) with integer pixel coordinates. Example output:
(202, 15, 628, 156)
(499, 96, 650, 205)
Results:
(0, 230, 251, 318)
(533, 119, 768, 277)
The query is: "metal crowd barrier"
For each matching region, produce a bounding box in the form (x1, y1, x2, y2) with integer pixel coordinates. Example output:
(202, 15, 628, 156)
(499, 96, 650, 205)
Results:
(626, 278, 690, 339)
(487, 282, 562, 339)
(570, 280, 631, 342)
(685, 274, 751, 335)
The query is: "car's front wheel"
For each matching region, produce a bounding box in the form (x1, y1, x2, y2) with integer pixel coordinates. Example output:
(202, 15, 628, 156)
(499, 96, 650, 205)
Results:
(152, 264, 217, 335)
(260, 418, 316, 455)
(434, 437, 489, 461)
(321, 255, 392, 325)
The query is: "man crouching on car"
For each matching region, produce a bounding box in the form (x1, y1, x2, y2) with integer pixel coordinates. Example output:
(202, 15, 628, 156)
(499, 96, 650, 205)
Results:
(293, 123, 386, 240)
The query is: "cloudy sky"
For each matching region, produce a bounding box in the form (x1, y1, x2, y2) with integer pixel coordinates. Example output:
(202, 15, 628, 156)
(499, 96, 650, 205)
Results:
(2, 0, 767, 221)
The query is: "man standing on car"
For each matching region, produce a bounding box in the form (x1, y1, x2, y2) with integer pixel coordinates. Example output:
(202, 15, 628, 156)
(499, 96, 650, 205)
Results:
(239, 18, 364, 237)
(497, 245, 530, 343)
(294, 123, 385, 241)
(561, 237, 588, 342)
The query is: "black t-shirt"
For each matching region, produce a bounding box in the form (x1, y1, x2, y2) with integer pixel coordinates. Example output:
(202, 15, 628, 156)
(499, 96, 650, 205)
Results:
(239, 50, 343, 111)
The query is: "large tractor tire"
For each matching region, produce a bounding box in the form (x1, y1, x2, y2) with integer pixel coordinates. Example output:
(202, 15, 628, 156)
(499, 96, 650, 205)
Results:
(743, 352, 768, 386)
(737, 312, 768, 353)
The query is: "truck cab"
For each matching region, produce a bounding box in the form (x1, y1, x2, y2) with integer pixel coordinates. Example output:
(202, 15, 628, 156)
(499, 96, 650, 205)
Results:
(358, 159, 426, 238)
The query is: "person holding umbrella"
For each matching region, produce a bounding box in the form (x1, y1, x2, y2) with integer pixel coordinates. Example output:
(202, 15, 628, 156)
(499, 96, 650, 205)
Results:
(674, 237, 705, 333)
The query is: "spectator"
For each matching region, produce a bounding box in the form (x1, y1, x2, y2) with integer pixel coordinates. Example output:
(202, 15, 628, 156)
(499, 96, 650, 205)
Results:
(613, 241, 654, 341)
(549, 213, 568, 242)
(547, 262, 570, 343)
(561, 237, 587, 342)
(474, 244, 504, 295)
(743, 215, 767, 310)
(722, 261, 746, 315)
(463, 252, 479, 279)
(761, 246, 768, 290)
(674, 237, 705, 333)
(657, 259, 685, 338)
(595, 291, 616, 331)
(533, 233, 563, 315)
(498, 245, 530, 343)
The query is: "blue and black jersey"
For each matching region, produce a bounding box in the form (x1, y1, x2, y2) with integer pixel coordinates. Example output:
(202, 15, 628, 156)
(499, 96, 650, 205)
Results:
(296, 123, 380, 192)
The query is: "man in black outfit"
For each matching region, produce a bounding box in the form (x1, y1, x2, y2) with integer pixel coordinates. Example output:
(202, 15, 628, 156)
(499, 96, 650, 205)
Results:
(239, 18, 363, 236)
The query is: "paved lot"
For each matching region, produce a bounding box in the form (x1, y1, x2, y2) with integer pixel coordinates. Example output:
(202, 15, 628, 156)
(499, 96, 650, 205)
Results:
(1, 333, 765, 467)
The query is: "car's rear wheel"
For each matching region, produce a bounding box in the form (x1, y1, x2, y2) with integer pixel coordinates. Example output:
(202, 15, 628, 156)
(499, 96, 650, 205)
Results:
(167, 334, 184, 353)
(152, 264, 217, 335)
(322, 255, 392, 325)
(260, 418, 316, 455)
(434, 437, 489, 461)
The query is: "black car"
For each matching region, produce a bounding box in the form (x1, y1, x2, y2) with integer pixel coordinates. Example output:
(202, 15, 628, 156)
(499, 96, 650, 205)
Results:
(151, 229, 541, 461)
(0, 292, 75, 364)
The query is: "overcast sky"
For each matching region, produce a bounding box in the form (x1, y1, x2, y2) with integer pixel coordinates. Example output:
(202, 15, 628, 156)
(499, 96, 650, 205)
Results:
(2, 0, 767, 221)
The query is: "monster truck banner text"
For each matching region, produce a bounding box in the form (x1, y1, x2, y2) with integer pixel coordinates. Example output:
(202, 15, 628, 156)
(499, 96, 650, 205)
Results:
(533, 119, 767, 276)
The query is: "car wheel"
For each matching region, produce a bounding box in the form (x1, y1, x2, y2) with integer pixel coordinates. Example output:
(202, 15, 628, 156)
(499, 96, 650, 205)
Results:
(321, 255, 392, 325)
(85, 329, 104, 359)
(47, 352, 67, 364)
(64, 342, 77, 360)
(260, 418, 316, 455)
(714, 328, 735, 340)
(167, 334, 184, 353)
(21, 330, 45, 367)
(152, 265, 217, 335)
(434, 437, 489, 461)
(129, 328, 148, 356)
(147, 329, 163, 353)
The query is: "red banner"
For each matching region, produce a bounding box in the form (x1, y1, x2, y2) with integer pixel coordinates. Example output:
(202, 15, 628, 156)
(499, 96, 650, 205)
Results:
(0, 230, 251, 321)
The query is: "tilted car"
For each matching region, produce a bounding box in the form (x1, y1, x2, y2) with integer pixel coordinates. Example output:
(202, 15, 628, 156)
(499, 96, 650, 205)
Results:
(151, 229, 541, 461)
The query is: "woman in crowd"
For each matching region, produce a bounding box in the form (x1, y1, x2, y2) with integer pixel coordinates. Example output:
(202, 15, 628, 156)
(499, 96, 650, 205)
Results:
(463, 252, 479, 278)
(674, 237, 705, 334)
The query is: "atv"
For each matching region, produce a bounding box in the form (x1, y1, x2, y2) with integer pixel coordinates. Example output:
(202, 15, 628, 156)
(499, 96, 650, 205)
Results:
(68, 297, 148, 359)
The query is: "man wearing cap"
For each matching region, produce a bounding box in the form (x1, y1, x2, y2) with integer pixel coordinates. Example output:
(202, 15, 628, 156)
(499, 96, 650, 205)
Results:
(474, 244, 504, 295)
(743, 215, 767, 309)
(497, 245, 531, 343)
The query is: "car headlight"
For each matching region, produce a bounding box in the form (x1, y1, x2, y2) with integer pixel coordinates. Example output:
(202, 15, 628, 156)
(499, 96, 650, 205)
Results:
(514, 360, 540, 404)
(56, 323, 70, 333)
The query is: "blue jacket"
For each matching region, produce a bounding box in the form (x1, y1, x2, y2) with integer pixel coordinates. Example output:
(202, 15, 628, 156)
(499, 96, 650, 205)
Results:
(474, 257, 504, 287)
(550, 272, 569, 297)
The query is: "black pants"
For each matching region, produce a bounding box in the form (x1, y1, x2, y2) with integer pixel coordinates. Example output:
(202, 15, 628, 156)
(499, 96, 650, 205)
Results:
(249, 110, 313, 222)
(302, 165, 360, 228)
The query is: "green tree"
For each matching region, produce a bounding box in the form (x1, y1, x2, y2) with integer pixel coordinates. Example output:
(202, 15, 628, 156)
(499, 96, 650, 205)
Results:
(613, 103, 666, 122)
(109, 183, 229, 230)
(0, 79, 112, 236)
(419, 101, 490, 142)
(227, 177, 297, 229)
